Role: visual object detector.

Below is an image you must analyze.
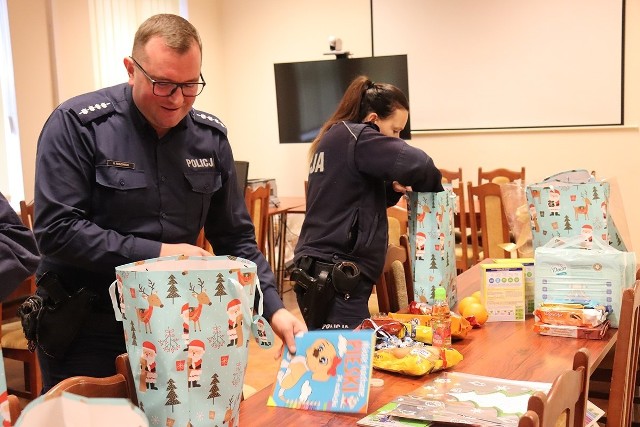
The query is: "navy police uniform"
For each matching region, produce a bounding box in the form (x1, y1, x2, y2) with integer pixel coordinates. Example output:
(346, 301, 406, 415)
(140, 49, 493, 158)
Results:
(0, 192, 40, 301)
(33, 83, 282, 390)
(294, 121, 443, 329)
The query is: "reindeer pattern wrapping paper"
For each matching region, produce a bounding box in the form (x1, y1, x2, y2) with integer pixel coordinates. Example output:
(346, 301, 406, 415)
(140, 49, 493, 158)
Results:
(406, 190, 458, 308)
(525, 170, 626, 251)
(114, 255, 261, 427)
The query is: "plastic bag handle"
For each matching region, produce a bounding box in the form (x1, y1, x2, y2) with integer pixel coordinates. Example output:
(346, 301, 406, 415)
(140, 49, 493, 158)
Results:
(228, 277, 263, 326)
(108, 280, 123, 322)
(542, 234, 613, 252)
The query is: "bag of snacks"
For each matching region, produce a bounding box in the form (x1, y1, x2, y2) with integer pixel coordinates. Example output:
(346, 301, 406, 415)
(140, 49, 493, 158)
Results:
(373, 345, 463, 376)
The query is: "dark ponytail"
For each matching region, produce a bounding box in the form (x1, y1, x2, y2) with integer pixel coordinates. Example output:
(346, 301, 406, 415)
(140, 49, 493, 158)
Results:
(308, 75, 409, 163)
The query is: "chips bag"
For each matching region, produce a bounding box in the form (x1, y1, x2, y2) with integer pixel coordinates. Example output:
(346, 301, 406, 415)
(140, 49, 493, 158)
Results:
(373, 345, 463, 376)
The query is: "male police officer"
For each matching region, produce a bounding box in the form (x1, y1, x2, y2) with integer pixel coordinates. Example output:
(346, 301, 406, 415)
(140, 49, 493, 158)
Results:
(33, 14, 305, 391)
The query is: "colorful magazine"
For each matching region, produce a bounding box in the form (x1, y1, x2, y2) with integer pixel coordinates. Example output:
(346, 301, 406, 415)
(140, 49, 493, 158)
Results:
(267, 329, 376, 413)
(357, 371, 604, 426)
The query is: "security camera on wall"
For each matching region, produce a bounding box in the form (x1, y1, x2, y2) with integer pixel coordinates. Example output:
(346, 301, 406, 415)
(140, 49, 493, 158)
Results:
(324, 36, 351, 59)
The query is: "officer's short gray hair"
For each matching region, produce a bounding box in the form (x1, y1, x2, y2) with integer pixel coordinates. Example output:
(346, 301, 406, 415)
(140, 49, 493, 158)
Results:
(132, 14, 202, 58)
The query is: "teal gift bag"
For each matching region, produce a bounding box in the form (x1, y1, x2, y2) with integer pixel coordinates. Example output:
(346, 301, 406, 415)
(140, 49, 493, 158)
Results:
(112, 255, 266, 427)
(407, 190, 458, 308)
(0, 349, 11, 426)
(525, 169, 627, 252)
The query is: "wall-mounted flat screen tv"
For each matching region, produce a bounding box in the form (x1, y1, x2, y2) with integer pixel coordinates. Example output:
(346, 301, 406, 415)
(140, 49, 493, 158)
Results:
(274, 55, 410, 144)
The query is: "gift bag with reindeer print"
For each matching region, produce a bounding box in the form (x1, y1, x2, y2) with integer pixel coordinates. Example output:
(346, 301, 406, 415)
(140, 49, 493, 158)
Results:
(111, 255, 270, 427)
(525, 169, 627, 251)
(406, 189, 458, 308)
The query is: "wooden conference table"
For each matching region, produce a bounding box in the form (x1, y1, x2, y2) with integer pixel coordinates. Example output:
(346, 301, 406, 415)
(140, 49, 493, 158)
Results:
(266, 196, 306, 294)
(238, 261, 617, 426)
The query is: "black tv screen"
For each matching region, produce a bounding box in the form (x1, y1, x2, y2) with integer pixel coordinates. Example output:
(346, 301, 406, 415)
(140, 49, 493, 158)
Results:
(274, 55, 410, 144)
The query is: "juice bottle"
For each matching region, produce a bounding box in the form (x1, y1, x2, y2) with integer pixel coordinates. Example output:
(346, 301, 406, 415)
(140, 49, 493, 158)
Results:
(431, 286, 452, 347)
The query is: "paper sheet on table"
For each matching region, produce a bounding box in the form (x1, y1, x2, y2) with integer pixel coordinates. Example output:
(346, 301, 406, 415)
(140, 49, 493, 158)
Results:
(14, 392, 148, 427)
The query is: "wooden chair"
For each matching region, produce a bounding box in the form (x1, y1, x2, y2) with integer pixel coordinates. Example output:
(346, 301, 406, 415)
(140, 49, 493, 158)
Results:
(440, 167, 463, 185)
(450, 178, 473, 273)
(387, 204, 408, 245)
(45, 373, 129, 399)
(244, 184, 270, 254)
(518, 410, 540, 427)
(526, 348, 589, 427)
(115, 353, 138, 406)
(478, 167, 526, 185)
(2, 200, 41, 401)
(467, 181, 512, 262)
(588, 280, 640, 426)
(195, 228, 214, 254)
(19, 200, 34, 230)
(373, 235, 414, 314)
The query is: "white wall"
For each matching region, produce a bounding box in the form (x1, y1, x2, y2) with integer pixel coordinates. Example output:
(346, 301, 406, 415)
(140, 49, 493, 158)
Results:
(9, 0, 640, 254)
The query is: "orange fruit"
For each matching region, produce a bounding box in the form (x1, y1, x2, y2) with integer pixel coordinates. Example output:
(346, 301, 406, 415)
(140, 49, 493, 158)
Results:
(471, 291, 483, 304)
(457, 296, 480, 315)
(462, 302, 489, 325)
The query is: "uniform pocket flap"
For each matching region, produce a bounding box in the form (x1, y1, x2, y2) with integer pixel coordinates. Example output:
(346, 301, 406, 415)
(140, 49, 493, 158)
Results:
(96, 166, 147, 190)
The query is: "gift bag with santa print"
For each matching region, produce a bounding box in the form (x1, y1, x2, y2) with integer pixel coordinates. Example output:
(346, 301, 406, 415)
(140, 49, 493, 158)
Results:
(406, 189, 458, 308)
(0, 349, 12, 427)
(525, 169, 629, 252)
(111, 255, 275, 427)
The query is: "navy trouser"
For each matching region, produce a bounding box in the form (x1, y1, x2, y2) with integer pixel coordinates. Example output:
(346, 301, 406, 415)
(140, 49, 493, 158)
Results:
(37, 309, 126, 393)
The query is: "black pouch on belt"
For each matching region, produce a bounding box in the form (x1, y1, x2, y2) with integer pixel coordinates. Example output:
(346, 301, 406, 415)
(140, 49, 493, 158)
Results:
(291, 257, 335, 329)
(331, 261, 361, 298)
(34, 272, 97, 359)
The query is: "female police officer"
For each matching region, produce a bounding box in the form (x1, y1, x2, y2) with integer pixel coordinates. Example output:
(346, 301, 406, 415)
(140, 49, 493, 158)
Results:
(292, 76, 443, 330)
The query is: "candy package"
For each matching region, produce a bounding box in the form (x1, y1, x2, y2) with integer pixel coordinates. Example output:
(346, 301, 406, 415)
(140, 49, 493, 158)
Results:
(388, 312, 472, 339)
(373, 345, 463, 376)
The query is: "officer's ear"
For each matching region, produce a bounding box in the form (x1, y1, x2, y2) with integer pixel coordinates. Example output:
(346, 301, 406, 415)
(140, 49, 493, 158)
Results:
(363, 112, 378, 124)
(124, 57, 135, 82)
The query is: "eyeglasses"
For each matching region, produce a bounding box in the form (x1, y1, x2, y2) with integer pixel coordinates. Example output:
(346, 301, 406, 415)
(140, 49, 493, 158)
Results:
(130, 56, 206, 97)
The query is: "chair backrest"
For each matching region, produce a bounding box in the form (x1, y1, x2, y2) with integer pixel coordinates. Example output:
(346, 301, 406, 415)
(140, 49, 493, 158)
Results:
(387, 204, 408, 238)
(115, 353, 139, 406)
(195, 228, 213, 254)
(45, 373, 130, 399)
(604, 280, 640, 426)
(527, 348, 589, 427)
(374, 235, 414, 313)
(518, 410, 540, 427)
(234, 160, 250, 195)
(19, 200, 34, 230)
(478, 167, 525, 185)
(440, 167, 463, 185)
(244, 184, 270, 254)
(467, 181, 511, 261)
(451, 178, 471, 272)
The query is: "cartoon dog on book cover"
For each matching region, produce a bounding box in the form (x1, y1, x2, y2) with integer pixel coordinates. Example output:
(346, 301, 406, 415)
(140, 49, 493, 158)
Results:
(269, 330, 375, 413)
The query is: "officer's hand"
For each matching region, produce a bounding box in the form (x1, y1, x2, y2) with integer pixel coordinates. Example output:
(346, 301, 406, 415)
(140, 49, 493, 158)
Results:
(270, 308, 307, 355)
(392, 180, 412, 194)
(159, 243, 211, 257)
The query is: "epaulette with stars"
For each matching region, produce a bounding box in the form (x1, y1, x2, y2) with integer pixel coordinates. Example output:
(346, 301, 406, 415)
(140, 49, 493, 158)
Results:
(71, 100, 115, 125)
(191, 109, 227, 135)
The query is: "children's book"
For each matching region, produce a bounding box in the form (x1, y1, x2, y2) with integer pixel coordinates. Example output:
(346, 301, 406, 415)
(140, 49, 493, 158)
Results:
(267, 329, 376, 413)
(357, 371, 604, 426)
